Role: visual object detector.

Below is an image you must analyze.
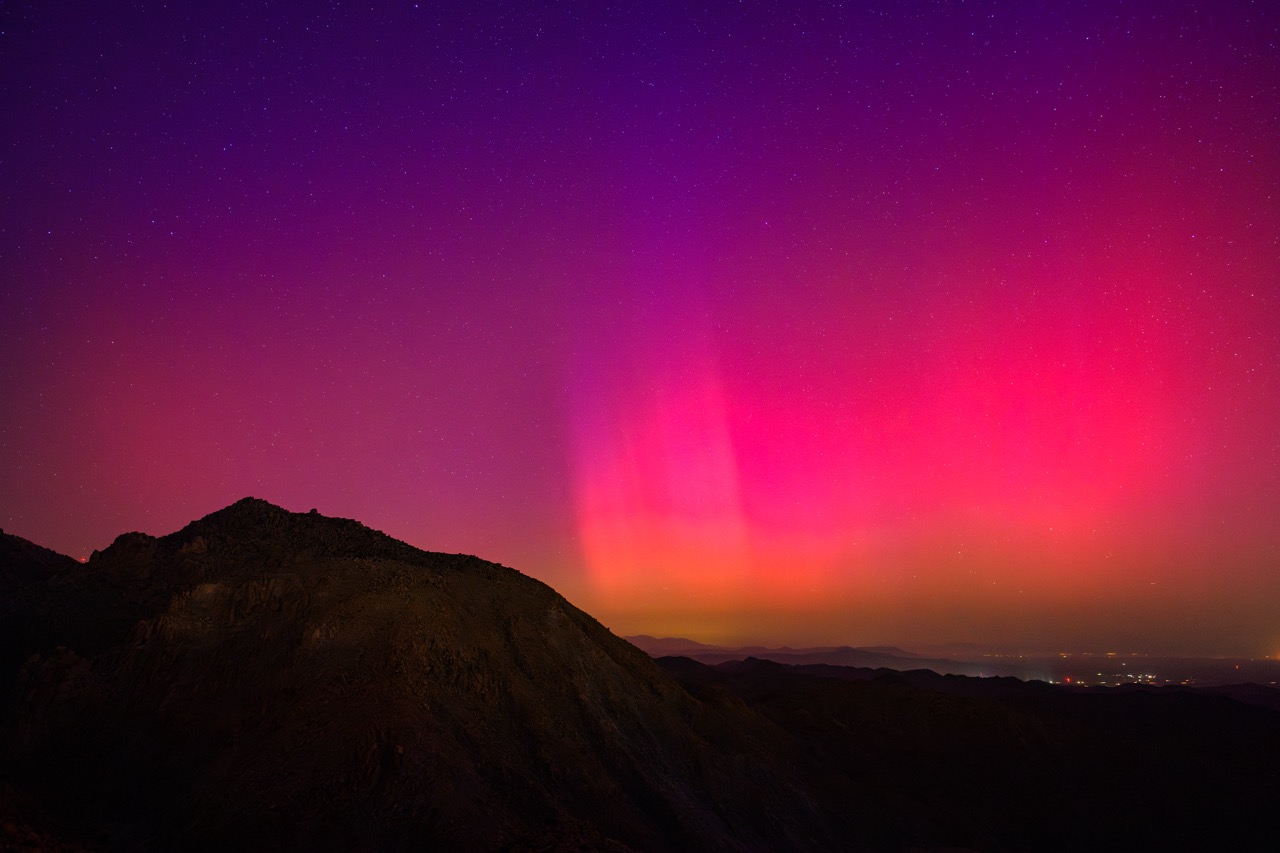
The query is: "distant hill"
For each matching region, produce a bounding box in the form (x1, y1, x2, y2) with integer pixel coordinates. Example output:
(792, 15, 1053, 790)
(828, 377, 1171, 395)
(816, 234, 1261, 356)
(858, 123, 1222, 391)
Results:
(3, 500, 1279, 851)
(625, 634, 1016, 677)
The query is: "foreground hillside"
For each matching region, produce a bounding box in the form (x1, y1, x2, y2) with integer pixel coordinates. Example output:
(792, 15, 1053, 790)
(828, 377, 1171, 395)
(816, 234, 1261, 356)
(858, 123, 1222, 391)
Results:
(2, 499, 1278, 851)
(660, 657, 1280, 851)
(0, 499, 824, 852)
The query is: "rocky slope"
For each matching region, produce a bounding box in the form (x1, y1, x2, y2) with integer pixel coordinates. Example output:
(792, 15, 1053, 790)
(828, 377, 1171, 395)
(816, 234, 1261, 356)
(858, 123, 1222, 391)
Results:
(661, 656, 1280, 852)
(0, 499, 827, 852)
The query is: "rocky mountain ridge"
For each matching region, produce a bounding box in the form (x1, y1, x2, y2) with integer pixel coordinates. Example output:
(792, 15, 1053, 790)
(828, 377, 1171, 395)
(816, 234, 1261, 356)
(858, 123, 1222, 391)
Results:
(0, 499, 826, 852)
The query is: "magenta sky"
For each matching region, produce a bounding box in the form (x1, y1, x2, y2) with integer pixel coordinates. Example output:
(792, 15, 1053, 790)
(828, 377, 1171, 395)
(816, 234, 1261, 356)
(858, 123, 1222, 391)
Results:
(3, 1, 1278, 655)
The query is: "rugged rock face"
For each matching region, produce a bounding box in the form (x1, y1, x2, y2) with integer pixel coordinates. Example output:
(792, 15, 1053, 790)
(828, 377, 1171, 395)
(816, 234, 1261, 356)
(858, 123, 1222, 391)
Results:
(0, 499, 829, 852)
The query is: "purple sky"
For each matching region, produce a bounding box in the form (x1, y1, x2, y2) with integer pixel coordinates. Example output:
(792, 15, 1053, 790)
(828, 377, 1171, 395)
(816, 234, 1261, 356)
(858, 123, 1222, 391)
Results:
(3, 1, 1279, 654)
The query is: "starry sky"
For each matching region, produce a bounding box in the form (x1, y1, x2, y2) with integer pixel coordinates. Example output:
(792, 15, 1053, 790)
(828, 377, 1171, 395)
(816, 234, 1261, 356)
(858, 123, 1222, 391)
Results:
(4, 1, 1279, 655)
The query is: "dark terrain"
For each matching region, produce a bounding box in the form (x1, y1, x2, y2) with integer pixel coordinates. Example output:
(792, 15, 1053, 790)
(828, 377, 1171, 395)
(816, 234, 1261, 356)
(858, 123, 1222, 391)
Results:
(628, 635, 1280, 689)
(627, 635, 1015, 678)
(2, 499, 1278, 851)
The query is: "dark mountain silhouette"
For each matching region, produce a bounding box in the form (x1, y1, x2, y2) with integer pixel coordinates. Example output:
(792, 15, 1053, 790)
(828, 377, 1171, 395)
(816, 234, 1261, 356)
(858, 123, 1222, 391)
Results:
(630, 636, 1280, 689)
(0, 530, 80, 595)
(626, 635, 1010, 677)
(0, 499, 828, 852)
(659, 656, 1280, 852)
(3, 499, 1279, 852)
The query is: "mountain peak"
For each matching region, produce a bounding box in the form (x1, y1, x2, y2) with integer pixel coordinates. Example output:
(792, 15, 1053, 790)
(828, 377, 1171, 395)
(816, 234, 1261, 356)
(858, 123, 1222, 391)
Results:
(191, 496, 302, 526)
(1, 500, 826, 851)
(166, 498, 422, 568)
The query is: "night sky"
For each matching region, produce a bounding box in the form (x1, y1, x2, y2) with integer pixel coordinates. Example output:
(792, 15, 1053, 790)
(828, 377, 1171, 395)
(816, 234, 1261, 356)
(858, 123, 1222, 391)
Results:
(4, 1, 1278, 655)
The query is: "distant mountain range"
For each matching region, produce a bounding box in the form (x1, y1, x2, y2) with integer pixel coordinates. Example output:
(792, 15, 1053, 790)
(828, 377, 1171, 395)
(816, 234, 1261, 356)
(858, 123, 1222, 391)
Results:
(625, 635, 1019, 677)
(626, 635, 1280, 690)
(3, 499, 1279, 851)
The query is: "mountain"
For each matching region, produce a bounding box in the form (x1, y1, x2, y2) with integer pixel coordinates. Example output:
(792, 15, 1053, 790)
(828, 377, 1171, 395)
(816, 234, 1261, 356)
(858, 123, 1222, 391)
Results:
(0, 499, 828, 852)
(0, 529, 80, 595)
(621, 635, 725, 656)
(626, 635, 1009, 677)
(626, 638, 1280, 689)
